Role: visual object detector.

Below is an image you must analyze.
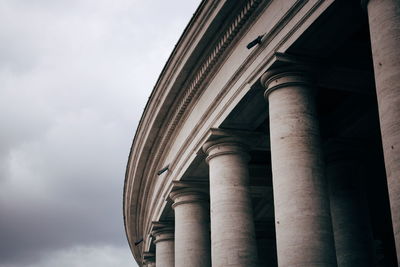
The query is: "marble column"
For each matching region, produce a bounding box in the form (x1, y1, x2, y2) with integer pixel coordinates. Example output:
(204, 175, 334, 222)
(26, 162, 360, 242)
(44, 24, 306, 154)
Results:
(366, 0, 400, 261)
(326, 149, 373, 266)
(203, 137, 258, 267)
(261, 70, 337, 266)
(152, 227, 174, 267)
(170, 188, 211, 267)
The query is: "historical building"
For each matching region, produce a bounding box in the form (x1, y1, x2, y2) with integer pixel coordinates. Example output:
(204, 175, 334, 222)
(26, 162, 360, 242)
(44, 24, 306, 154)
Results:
(123, 0, 400, 266)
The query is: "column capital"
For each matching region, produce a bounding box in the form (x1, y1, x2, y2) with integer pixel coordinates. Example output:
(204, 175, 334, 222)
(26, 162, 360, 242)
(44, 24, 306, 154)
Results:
(151, 222, 174, 244)
(260, 67, 314, 99)
(152, 229, 174, 244)
(170, 188, 208, 209)
(202, 136, 250, 164)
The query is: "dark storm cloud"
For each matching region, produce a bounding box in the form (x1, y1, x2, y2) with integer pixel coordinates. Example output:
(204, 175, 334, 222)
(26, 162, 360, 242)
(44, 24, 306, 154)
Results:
(0, 0, 200, 266)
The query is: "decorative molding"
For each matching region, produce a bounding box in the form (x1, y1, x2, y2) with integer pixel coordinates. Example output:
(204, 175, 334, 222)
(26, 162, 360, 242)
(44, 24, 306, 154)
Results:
(152, 0, 262, 168)
(150, 221, 174, 239)
(123, 0, 220, 251)
(170, 188, 209, 209)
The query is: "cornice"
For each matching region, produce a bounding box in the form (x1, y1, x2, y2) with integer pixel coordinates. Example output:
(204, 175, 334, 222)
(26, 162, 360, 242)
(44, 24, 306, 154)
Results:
(152, 0, 263, 168)
(123, 0, 213, 262)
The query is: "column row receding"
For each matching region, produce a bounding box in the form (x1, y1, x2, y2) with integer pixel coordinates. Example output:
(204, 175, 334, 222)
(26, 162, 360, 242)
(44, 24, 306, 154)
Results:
(146, 2, 400, 261)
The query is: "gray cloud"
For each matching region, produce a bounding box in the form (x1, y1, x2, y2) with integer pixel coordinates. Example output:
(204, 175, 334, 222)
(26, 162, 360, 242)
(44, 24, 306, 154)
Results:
(1, 245, 133, 267)
(0, 0, 200, 266)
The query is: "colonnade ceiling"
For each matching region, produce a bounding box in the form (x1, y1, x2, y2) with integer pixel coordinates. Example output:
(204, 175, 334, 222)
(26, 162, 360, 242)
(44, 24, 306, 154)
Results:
(284, 0, 381, 146)
(219, 0, 379, 146)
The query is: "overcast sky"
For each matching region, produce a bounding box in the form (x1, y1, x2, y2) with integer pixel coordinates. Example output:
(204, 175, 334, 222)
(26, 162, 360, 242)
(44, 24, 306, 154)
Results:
(0, 1, 200, 266)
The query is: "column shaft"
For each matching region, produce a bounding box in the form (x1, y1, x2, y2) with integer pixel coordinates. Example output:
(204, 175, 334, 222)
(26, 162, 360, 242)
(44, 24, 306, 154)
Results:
(263, 72, 337, 266)
(327, 156, 373, 266)
(153, 229, 174, 267)
(203, 138, 258, 267)
(367, 0, 400, 261)
(171, 189, 211, 267)
(143, 252, 156, 267)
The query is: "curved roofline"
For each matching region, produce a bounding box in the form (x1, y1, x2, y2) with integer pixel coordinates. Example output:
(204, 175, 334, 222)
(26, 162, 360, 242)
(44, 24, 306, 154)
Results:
(123, 0, 209, 262)
(123, 0, 265, 263)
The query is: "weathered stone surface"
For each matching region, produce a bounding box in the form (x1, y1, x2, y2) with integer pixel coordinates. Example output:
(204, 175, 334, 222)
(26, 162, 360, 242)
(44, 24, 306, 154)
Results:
(152, 228, 175, 267)
(203, 138, 258, 267)
(263, 71, 337, 267)
(170, 189, 211, 267)
(368, 0, 400, 261)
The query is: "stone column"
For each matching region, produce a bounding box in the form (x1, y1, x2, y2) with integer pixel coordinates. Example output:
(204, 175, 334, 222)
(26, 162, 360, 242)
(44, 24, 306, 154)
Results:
(203, 137, 258, 267)
(170, 188, 211, 267)
(143, 252, 156, 267)
(143, 261, 155, 267)
(326, 148, 373, 266)
(152, 227, 174, 267)
(261, 70, 337, 266)
(366, 0, 400, 261)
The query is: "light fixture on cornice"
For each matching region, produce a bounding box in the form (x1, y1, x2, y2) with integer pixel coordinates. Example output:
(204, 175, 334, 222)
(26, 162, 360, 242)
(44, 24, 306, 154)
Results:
(246, 35, 264, 49)
(157, 164, 169, 175)
(134, 238, 143, 246)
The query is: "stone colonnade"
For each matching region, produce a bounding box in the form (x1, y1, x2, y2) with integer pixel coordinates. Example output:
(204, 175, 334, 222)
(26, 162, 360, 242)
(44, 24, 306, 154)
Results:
(143, 0, 400, 265)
